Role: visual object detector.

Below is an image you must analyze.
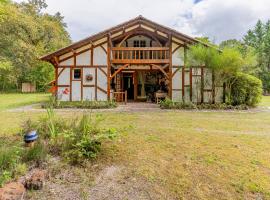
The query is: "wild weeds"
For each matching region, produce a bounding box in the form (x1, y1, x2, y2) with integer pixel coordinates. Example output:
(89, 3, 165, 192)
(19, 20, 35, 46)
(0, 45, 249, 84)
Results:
(21, 110, 117, 165)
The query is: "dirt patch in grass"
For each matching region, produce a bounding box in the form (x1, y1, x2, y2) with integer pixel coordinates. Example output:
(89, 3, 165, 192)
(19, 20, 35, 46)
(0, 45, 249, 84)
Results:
(27, 160, 174, 200)
(88, 165, 174, 200)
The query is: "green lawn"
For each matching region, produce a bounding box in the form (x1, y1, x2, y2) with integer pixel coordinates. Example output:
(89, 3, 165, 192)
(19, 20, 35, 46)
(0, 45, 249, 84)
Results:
(1, 109, 270, 199)
(260, 95, 270, 107)
(0, 93, 50, 111)
(1, 94, 270, 199)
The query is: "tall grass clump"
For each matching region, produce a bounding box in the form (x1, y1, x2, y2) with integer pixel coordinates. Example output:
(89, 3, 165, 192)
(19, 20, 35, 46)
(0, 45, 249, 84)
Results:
(22, 108, 117, 165)
(0, 144, 22, 186)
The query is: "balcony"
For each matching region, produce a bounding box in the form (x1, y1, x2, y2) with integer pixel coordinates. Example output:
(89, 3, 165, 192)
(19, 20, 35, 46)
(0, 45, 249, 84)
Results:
(111, 47, 170, 64)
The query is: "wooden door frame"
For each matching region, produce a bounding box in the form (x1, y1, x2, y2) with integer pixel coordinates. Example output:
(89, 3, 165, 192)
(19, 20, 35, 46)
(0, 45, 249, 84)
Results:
(121, 71, 136, 101)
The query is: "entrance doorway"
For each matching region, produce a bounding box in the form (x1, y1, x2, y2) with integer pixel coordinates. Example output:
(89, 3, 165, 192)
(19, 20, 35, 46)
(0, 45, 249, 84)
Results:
(122, 73, 134, 100)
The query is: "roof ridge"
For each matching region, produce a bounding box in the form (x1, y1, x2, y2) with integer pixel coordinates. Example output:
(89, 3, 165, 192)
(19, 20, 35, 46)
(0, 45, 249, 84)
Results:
(41, 16, 206, 61)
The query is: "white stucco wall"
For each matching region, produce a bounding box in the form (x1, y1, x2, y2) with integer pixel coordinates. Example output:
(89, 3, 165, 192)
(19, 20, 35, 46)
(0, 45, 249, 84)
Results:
(76, 50, 91, 65)
(97, 68, 107, 101)
(59, 57, 74, 66)
(71, 81, 81, 101)
(93, 46, 107, 65)
(83, 87, 95, 101)
(97, 91, 107, 101)
(83, 68, 95, 85)
(172, 44, 184, 66)
(97, 69, 107, 91)
(172, 68, 182, 102)
(192, 76, 201, 103)
(172, 91, 182, 102)
(58, 68, 70, 85)
(204, 68, 212, 90)
(57, 87, 70, 101)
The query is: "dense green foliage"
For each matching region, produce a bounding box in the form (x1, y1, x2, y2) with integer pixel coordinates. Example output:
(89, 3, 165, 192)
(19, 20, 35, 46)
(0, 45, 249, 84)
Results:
(160, 98, 250, 110)
(243, 20, 270, 93)
(48, 100, 117, 109)
(187, 43, 262, 106)
(0, 0, 70, 91)
(229, 73, 262, 106)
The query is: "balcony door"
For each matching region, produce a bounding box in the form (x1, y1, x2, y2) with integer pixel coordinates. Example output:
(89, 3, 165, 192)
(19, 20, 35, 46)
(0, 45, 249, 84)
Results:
(134, 40, 146, 59)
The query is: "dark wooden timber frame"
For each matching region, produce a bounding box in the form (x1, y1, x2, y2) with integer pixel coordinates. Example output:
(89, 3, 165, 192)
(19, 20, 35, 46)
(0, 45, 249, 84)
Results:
(41, 15, 221, 103)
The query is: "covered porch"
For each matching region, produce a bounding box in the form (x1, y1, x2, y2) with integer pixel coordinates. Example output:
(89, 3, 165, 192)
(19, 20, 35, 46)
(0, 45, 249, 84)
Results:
(110, 67, 169, 103)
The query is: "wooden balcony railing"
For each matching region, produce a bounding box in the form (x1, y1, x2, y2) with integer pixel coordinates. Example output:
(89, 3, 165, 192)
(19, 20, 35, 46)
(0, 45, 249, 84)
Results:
(111, 47, 170, 64)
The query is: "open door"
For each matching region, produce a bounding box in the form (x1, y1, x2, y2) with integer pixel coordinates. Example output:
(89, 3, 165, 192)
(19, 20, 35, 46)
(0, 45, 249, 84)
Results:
(122, 73, 134, 100)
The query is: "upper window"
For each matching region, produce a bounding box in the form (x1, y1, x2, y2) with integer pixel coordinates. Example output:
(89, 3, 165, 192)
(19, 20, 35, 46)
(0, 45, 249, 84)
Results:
(73, 69, 81, 79)
(140, 40, 146, 47)
(134, 40, 140, 47)
(133, 40, 146, 47)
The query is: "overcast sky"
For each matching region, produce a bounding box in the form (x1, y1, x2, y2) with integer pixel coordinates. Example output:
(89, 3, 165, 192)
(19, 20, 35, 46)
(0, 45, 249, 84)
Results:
(15, 0, 270, 44)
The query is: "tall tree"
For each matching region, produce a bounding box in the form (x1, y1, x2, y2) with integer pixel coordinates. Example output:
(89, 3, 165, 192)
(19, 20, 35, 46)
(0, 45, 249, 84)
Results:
(0, 0, 71, 91)
(244, 19, 270, 92)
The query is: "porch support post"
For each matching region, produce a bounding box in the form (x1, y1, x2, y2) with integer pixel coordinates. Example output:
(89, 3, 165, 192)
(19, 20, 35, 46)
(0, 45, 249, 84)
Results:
(169, 34, 172, 99)
(107, 33, 112, 100)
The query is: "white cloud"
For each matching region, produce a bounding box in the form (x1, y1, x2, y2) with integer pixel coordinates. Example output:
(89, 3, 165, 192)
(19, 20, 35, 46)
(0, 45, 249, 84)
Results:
(14, 0, 270, 43)
(190, 0, 270, 43)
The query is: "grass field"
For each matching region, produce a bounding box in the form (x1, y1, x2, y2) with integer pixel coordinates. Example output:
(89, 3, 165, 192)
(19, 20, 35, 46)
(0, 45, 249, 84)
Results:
(260, 95, 270, 106)
(0, 93, 50, 111)
(1, 94, 270, 199)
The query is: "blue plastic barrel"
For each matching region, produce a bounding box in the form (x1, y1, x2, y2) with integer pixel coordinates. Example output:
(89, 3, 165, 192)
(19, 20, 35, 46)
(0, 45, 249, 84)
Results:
(24, 130, 38, 143)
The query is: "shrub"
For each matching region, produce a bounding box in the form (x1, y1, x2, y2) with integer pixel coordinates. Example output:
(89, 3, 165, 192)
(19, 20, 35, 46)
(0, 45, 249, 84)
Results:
(229, 73, 262, 106)
(61, 114, 118, 164)
(0, 145, 22, 186)
(22, 142, 47, 166)
(160, 98, 197, 109)
(160, 99, 250, 110)
(43, 99, 117, 109)
(160, 98, 174, 108)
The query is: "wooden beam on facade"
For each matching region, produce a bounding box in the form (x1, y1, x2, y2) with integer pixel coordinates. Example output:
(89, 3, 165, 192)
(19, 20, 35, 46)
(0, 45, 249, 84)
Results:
(110, 64, 129, 79)
(172, 45, 183, 54)
(107, 34, 112, 100)
(168, 34, 173, 98)
(81, 64, 84, 101)
(57, 67, 65, 79)
(117, 34, 132, 47)
(151, 64, 169, 79)
(100, 45, 107, 54)
(97, 86, 107, 94)
(172, 67, 181, 78)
